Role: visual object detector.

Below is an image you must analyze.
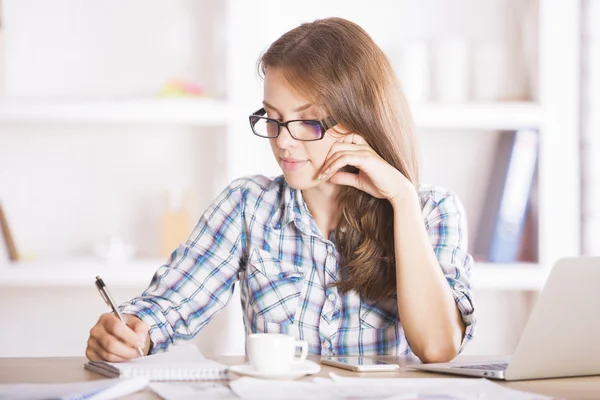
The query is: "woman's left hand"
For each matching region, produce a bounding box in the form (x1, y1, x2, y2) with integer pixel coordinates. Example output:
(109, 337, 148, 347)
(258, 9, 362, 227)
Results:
(318, 133, 414, 205)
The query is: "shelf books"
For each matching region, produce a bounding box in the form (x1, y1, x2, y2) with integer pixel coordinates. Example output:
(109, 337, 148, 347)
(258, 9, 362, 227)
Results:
(474, 129, 539, 263)
(0, 202, 19, 263)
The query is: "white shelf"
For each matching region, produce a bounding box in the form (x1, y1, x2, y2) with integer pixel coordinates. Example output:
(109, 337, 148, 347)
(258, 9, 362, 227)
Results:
(0, 98, 539, 130)
(412, 102, 542, 130)
(0, 259, 164, 287)
(0, 97, 230, 126)
(471, 263, 550, 291)
(0, 259, 549, 291)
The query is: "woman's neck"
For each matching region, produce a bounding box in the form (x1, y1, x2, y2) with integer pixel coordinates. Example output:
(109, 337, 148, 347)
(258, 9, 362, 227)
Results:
(301, 182, 340, 239)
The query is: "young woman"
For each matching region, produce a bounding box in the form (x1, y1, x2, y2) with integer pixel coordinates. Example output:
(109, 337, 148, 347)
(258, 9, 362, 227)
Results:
(86, 17, 475, 364)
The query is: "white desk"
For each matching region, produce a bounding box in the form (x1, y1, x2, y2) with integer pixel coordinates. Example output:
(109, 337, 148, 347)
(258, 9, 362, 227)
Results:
(1, 355, 599, 399)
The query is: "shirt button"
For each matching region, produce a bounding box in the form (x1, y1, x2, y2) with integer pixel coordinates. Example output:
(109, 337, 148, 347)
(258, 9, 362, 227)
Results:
(328, 293, 336, 302)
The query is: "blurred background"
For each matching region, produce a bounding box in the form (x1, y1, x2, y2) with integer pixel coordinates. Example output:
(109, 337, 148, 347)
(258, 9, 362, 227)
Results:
(0, 0, 597, 358)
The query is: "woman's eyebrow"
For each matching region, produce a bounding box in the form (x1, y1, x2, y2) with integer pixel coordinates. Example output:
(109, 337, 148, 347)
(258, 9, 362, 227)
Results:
(262, 101, 313, 113)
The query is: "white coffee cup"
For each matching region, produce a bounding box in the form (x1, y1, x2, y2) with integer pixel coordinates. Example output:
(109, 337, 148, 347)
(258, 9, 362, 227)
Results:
(247, 333, 308, 373)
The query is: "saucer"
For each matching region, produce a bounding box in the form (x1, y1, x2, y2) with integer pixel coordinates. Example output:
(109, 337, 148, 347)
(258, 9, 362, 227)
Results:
(228, 360, 321, 380)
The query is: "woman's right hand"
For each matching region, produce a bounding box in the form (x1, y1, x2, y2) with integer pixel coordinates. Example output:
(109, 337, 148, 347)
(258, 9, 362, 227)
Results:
(86, 313, 150, 361)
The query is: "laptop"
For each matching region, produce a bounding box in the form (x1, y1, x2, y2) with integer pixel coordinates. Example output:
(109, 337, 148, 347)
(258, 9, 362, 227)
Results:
(411, 256, 600, 381)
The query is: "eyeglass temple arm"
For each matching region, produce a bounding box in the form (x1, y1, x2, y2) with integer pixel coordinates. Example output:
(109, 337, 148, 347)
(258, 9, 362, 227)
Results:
(324, 117, 338, 128)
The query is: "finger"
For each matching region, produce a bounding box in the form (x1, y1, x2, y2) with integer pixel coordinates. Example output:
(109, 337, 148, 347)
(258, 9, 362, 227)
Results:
(319, 135, 368, 175)
(101, 313, 141, 347)
(320, 140, 372, 171)
(328, 171, 362, 189)
(124, 314, 149, 345)
(339, 132, 368, 145)
(93, 318, 142, 359)
(320, 151, 372, 180)
(87, 337, 131, 362)
(86, 337, 122, 362)
(319, 143, 359, 176)
(330, 142, 366, 152)
(319, 151, 357, 180)
(94, 325, 142, 361)
(319, 142, 357, 176)
(85, 346, 102, 361)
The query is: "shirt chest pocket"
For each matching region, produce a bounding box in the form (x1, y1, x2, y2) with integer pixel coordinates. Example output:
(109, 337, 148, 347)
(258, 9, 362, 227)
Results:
(245, 248, 304, 324)
(359, 297, 400, 329)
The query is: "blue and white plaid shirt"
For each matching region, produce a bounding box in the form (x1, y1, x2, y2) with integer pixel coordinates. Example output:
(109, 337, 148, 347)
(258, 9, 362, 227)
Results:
(121, 175, 475, 356)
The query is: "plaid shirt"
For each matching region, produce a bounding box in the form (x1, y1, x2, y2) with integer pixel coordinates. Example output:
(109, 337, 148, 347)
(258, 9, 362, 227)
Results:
(121, 175, 475, 356)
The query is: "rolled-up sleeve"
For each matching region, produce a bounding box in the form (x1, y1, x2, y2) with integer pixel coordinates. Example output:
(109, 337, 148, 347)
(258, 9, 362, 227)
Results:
(119, 179, 246, 353)
(422, 189, 476, 352)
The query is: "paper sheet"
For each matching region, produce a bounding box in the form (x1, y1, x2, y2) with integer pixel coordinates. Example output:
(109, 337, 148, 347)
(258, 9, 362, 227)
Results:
(330, 374, 554, 399)
(0, 377, 148, 400)
(229, 374, 555, 400)
(150, 381, 235, 400)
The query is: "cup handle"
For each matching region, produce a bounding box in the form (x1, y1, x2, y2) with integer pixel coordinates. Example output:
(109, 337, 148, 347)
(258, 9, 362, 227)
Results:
(293, 340, 308, 363)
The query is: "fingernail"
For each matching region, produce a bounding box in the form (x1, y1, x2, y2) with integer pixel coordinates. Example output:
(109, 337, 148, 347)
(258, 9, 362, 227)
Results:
(317, 174, 323, 181)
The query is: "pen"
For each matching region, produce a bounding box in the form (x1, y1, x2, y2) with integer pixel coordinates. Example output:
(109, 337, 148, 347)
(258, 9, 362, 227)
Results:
(94, 275, 145, 357)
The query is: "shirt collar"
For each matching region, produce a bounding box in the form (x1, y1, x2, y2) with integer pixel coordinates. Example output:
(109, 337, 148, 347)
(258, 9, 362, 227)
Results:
(277, 181, 317, 236)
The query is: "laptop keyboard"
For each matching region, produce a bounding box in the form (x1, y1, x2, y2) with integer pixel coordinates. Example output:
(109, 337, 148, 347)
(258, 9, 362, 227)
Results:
(453, 363, 509, 371)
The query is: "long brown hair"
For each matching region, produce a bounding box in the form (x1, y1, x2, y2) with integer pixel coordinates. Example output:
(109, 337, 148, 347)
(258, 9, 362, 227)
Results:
(259, 17, 419, 303)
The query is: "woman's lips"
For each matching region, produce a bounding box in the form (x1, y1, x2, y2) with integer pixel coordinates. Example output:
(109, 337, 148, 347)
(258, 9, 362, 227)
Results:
(281, 157, 309, 171)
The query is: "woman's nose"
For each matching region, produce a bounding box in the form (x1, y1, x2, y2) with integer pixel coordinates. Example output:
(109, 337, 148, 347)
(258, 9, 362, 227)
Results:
(276, 126, 296, 149)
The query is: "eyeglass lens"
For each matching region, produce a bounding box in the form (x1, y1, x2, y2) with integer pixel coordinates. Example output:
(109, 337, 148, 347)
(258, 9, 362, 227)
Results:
(252, 118, 323, 140)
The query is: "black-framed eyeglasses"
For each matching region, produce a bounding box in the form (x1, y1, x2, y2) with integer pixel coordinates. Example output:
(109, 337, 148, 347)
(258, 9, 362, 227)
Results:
(249, 108, 337, 141)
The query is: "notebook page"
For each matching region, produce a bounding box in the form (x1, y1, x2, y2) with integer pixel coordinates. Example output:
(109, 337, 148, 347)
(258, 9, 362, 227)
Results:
(86, 345, 229, 381)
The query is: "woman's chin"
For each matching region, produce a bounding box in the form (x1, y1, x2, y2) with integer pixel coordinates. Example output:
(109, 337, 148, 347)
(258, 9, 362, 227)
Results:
(282, 171, 320, 190)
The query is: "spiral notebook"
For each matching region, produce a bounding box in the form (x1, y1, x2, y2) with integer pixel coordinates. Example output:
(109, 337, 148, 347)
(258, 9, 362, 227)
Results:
(84, 345, 229, 381)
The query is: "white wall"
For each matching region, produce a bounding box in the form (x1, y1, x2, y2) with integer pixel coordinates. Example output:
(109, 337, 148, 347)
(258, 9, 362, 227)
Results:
(0, 284, 532, 358)
(0, 0, 544, 358)
(582, 0, 600, 255)
(0, 285, 245, 357)
(2, 0, 226, 98)
(0, 124, 226, 260)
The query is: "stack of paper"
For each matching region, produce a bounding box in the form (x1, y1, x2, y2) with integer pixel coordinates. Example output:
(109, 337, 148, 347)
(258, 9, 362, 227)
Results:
(227, 374, 553, 400)
(0, 377, 148, 400)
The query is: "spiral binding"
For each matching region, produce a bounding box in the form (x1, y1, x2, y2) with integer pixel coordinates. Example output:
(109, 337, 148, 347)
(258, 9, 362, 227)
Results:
(122, 366, 229, 381)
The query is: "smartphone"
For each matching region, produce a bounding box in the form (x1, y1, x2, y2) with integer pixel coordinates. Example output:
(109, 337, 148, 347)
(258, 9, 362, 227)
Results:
(320, 356, 400, 372)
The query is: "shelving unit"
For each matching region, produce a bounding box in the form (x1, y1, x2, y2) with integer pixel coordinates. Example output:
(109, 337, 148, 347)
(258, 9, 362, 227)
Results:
(0, 98, 540, 131)
(0, 260, 547, 290)
(0, 0, 581, 293)
(0, 97, 230, 126)
(0, 0, 583, 360)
